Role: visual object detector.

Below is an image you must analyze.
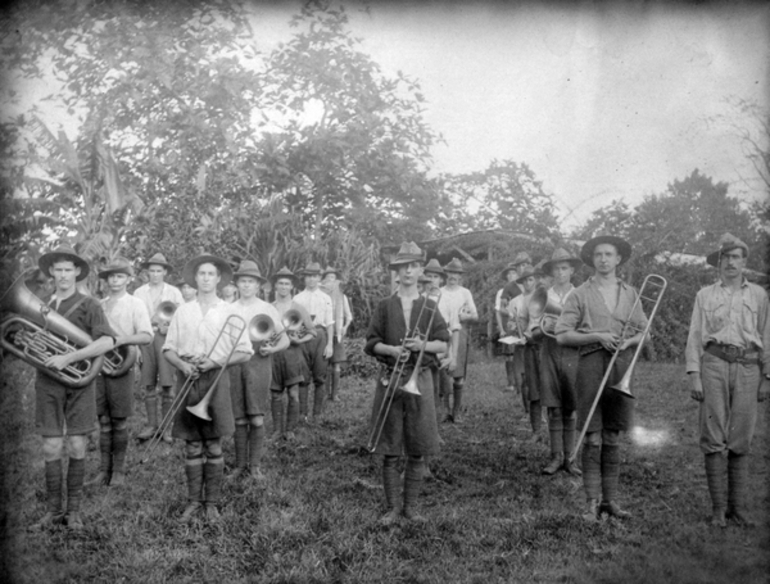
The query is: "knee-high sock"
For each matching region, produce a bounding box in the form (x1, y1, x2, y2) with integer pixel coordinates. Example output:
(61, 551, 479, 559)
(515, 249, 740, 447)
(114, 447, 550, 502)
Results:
(330, 366, 340, 400)
(547, 409, 564, 455)
(160, 392, 174, 427)
(529, 400, 542, 433)
(45, 459, 63, 515)
(203, 456, 224, 504)
(270, 394, 284, 435)
(727, 452, 749, 513)
(452, 383, 463, 417)
(248, 425, 265, 469)
(403, 457, 424, 513)
(600, 444, 621, 503)
(144, 395, 158, 428)
(185, 456, 204, 503)
(111, 426, 129, 474)
(505, 359, 516, 387)
(233, 424, 249, 469)
(286, 396, 299, 432)
(99, 427, 113, 475)
(299, 384, 309, 417)
(705, 452, 727, 512)
(382, 456, 400, 510)
(581, 444, 601, 501)
(312, 383, 326, 417)
(562, 414, 577, 459)
(66, 458, 85, 514)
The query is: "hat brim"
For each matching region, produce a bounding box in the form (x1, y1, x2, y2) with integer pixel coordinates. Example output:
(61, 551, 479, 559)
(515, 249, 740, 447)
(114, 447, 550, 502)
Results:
(706, 245, 748, 267)
(233, 271, 267, 284)
(542, 257, 583, 274)
(140, 261, 174, 273)
(183, 255, 233, 289)
(516, 272, 537, 284)
(39, 251, 90, 282)
(389, 255, 425, 270)
(580, 236, 632, 267)
(98, 267, 134, 279)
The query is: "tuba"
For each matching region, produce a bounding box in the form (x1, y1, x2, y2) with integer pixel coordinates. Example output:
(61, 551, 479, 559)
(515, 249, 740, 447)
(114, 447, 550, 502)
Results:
(0, 271, 105, 388)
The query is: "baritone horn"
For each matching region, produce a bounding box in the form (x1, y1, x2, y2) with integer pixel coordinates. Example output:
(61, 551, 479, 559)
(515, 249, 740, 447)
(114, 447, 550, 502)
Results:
(367, 286, 442, 453)
(528, 286, 563, 338)
(152, 301, 177, 332)
(0, 270, 104, 388)
(567, 274, 668, 463)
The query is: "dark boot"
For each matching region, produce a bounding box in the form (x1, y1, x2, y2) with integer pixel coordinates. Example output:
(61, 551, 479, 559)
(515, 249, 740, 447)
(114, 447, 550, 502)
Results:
(581, 444, 601, 522)
(705, 452, 727, 527)
(65, 458, 86, 530)
(181, 456, 204, 523)
(600, 444, 630, 518)
(111, 424, 129, 486)
(402, 457, 426, 522)
(229, 424, 249, 480)
(248, 425, 266, 481)
(270, 393, 284, 438)
(137, 394, 159, 440)
(727, 452, 755, 527)
(87, 427, 112, 486)
(31, 459, 64, 530)
(379, 456, 401, 526)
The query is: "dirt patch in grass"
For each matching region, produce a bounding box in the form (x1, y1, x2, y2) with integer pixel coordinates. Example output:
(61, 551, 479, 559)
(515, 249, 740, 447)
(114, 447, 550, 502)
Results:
(1, 356, 768, 583)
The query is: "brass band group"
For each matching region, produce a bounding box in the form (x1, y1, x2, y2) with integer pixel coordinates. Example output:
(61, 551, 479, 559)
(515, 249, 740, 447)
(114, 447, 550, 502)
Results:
(7, 229, 769, 531)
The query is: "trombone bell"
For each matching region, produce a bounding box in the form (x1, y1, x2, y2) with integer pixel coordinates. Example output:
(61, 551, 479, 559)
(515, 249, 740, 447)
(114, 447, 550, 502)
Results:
(610, 369, 635, 398)
(402, 371, 421, 396)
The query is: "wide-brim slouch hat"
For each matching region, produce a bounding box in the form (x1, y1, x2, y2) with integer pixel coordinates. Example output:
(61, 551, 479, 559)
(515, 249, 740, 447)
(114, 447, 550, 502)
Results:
(183, 254, 233, 289)
(39, 245, 90, 281)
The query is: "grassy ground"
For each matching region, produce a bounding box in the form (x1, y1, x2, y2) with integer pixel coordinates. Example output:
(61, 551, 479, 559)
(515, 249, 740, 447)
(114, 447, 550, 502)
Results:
(1, 355, 768, 583)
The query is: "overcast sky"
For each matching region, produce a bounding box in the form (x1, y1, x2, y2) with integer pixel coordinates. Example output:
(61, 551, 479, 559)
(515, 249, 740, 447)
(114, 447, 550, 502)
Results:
(247, 1, 770, 228)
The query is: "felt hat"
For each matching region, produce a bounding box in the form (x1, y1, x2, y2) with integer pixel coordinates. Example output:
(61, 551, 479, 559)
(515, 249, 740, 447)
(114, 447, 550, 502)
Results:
(98, 256, 134, 279)
(423, 258, 446, 276)
(443, 257, 465, 274)
(542, 248, 582, 274)
(516, 266, 537, 284)
(322, 265, 343, 280)
(271, 266, 297, 283)
(233, 260, 266, 284)
(183, 254, 232, 289)
(500, 262, 519, 280)
(512, 252, 532, 267)
(580, 234, 632, 267)
(38, 245, 90, 281)
(706, 233, 749, 267)
(140, 252, 174, 272)
(298, 262, 323, 276)
(388, 242, 425, 269)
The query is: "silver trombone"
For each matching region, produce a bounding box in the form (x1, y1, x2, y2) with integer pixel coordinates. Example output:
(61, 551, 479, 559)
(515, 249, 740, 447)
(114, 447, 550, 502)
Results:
(366, 286, 442, 453)
(140, 313, 247, 463)
(567, 274, 667, 463)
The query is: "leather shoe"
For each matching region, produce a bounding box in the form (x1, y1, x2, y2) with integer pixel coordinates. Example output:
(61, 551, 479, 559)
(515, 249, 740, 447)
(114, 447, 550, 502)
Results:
(66, 512, 85, 530)
(726, 507, 756, 528)
(542, 454, 564, 475)
(600, 500, 631, 519)
(180, 502, 202, 523)
(563, 460, 583, 477)
(136, 425, 158, 441)
(378, 508, 400, 527)
(205, 503, 221, 523)
(29, 511, 65, 531)
(582, 499, 600, 523)
(402, 508, 427, 523)
(110, 472, 126, 486)
(709, 508, 727, 528)
(85, 471, 110, 487)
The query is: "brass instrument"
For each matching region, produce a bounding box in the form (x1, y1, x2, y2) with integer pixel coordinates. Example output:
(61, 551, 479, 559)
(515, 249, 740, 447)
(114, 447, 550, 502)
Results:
(0, 271, 105, 388)
(366, 286, 442, 453)
(151, 301, 177, 333)
(102, 344, 137, 378)
(527, 286, 563, 339)
(141, 313, 247, 462)
(567, 274, 668, 463)
(248, 312, 277, 343)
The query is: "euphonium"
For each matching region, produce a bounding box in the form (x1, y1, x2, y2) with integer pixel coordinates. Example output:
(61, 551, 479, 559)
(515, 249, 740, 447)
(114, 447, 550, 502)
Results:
(0, 271, 105, 388)
(528, 286, 563, 338)
(248, 312, 276, 343)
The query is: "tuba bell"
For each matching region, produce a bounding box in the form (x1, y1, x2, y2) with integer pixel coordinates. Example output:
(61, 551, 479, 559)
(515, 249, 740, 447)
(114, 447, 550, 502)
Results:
(0, 270, 105, 388)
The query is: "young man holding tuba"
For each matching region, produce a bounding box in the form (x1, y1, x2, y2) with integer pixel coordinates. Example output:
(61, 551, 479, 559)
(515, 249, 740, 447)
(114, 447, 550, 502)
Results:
(30, 246, 128, 530)
(685, 233, 770, 528)
(554, 235, 647, 522)
(88, 257, 153, 488)
(366, 242, 449, 525)
(228, 260, 288, 481)
(162, 254, 253, 523)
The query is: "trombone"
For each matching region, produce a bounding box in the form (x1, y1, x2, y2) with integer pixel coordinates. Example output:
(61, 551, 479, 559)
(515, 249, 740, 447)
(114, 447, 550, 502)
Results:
(366, 286, 442, 453)
(141, 313, 247, 463)
(567, 274, 667, 463)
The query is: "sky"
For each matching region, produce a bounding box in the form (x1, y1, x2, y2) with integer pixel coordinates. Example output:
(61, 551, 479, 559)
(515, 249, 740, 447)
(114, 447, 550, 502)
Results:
(246, 1, 770, 228)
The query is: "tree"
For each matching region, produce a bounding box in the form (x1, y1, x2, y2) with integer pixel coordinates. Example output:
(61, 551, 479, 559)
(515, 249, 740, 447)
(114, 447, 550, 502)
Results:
(256, 0, 442, 239)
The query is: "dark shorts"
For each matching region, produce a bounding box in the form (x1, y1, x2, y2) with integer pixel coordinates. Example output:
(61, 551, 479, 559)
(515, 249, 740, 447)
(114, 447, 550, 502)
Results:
(369, 367, 439, 457)
(96, 370, 135, 418)
(172, 368, 235, 441)
(271, 344, 308, 390)
(301, 327, 328, 386)
(330, 338, 348, 364)
(140, 333, 176, 388)
(35, 372, 96, 436)
(229, 352, 272, 418)
(576, 347, 634, 433)
(539, 337, 578, 410)
(523, 343, 541, 402)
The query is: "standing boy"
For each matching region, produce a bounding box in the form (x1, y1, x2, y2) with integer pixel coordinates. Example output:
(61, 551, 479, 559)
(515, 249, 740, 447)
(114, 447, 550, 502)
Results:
(88, 257, 152, 487)
(321, 266, 353, 402)
(366, 242, 449, 524)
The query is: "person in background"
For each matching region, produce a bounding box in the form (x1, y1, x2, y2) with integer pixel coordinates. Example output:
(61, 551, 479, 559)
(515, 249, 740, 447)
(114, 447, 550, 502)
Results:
(321, 266, 353, 402)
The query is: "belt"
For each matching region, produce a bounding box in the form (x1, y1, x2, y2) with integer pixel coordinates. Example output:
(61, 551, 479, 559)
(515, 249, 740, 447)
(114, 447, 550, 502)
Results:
(579, 342, 605, 356)
(705, 343, 759, 365)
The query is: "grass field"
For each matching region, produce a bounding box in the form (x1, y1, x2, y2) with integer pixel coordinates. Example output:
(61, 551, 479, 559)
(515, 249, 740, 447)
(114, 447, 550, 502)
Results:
(1, 355, 768, 583)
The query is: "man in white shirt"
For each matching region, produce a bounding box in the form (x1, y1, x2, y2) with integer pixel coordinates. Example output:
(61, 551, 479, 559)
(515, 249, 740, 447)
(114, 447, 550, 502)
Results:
(293, 262, 334, 422)
(134, 253, 184, 442)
